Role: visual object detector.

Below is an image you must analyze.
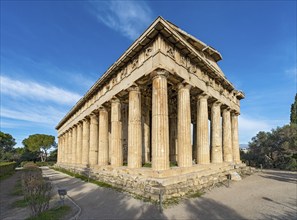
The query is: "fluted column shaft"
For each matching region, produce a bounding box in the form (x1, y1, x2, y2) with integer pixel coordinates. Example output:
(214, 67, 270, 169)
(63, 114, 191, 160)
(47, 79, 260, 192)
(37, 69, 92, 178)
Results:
(177, 83, 192, 167)
(63, 135, 66, 163)
(128, 86, 142, 168)
(82, 118, 90, 165)
(111, 98, 123, 166)
(98, 107, 109, 165)
(64, 133, 67, 163)
(89, 113, 99, 165)
(169, 114, 177, 163)
(223, 109, 233, 162)
(61, 135, 65, 163)
(57, 136, 61, 163)
(211, 101, 223, 163)
(76, 122, 83, 164)
(151, 71, 169, 171)
(71, 126, 77, 164)
(68, 129, 72, 164)
(143, 104, 151, 163)
(232, 112, 241, 163)
(197, 94, 210, 164)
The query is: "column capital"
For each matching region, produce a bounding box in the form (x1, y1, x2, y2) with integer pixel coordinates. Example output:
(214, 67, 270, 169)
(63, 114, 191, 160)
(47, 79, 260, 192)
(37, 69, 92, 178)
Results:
(231, 110, 240, 116)
(177, 82, 192, 90)
(212, 100, 221, 107)
(151, 68, 169, 80)
(222, 106, 231, 112)
(98, 105, 107, 112)
(90, 111, 98, 119)
(82, 116, 90, 122)
(127, 83, 140, 92)
(111, 96, 121, 103)
(198, 92, 209, 100)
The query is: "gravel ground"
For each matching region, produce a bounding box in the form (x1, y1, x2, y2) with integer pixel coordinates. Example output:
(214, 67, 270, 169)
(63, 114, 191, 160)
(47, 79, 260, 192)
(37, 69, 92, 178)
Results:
(42, 168, 297, 220)
(0, 171, 30, 220)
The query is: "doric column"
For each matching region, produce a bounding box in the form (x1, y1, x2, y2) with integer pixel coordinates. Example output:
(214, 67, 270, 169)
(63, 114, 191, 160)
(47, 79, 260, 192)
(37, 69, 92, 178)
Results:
(211, 101, 223, 163)
(76, 122, 83, 164)
(57, 136, 61, 163)
(98, 106, 109, 166)
(61, 134, 65, 163)
(231, 112, 241, 163)
(71, 125, 77, 164)
(222, 108, 233, 162)
(89, 112, 99, 165)
(82, 117, 90, 166)
(169, 113, 177, 163)
(111, 97, 123, 167)
(65, 132, 69, 163)
(128, 85, 142, 168)
(143, 103, 151, 163)
(151, 70, 169, 171)
(197, 93, 210, 164)
(68, 129, 72, 164)
(177, 83, 192, 167)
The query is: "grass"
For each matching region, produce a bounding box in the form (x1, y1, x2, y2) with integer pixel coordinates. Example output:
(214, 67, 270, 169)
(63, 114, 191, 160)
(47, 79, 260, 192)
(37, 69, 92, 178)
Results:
(12, 198, 27, 208)
(52, 167, 115, 189)
(26, 205, 71, 220)
(11, 179, 23, 196)
(0, 171, 15, 181)
(187, 190, 204, 198)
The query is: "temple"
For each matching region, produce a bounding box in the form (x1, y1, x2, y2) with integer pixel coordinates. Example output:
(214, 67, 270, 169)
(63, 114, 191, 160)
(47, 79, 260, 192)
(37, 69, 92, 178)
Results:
(56, 17, 246, 200)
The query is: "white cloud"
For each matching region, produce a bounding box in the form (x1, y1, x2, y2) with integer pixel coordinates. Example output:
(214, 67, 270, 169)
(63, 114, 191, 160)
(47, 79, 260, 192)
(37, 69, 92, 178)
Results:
(238, 115, 287, 144)
(1, 106, 64, 126)
(0, 75, 81, 105)
(89, 1, 153, 40)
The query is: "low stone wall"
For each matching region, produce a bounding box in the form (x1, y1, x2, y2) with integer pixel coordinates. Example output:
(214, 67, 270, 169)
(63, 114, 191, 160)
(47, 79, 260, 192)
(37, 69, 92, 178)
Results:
(55, 163, 253, 201)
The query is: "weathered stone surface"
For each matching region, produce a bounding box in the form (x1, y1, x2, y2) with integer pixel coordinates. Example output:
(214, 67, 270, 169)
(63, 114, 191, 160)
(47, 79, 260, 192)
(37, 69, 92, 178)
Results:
(56, 17, 245, 200)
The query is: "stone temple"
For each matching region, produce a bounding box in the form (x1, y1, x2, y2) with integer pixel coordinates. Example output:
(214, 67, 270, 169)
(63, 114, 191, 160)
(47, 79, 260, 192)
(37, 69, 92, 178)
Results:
(56, 17, 247, 200)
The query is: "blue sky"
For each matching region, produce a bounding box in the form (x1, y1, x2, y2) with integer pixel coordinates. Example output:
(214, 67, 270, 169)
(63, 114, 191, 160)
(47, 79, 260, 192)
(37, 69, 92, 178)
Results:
(1, 0, 296, 147)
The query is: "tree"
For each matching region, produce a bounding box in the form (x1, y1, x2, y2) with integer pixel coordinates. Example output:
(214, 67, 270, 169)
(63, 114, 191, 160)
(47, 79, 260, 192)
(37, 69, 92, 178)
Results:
(22, 134, 56, 162)
(248, 124, 297, 170)
(291, 93, 297, 124)
(0, 131, 16, 161)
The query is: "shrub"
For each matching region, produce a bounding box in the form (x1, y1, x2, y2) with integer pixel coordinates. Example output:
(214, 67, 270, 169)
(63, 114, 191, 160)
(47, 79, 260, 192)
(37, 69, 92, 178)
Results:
(21, 166, 52, 217)
(35, 161, 55, 167)
(0, 162, 16, 177)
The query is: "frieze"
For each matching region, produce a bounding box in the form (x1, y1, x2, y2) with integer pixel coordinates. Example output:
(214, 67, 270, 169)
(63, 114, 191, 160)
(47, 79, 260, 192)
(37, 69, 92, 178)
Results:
(145, 46, 153, 57)
(131, 58, 139, 71)
(166, 45, 175, 59)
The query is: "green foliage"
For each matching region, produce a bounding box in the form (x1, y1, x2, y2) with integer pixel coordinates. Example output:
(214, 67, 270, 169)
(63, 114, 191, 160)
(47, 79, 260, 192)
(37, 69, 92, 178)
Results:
(245, 124, 297, 170)
(53, 167, 114, 189)
(0, 162, 16, 178)
(12, 198, 28, 208)
(47, 149, 57, 162)
(11, 179, 23, 196)
(143, 162, 152, 167)
(23, 134, 56, 162)
(290, 93, 297, 124)
(26, 205, 71, 220)
(35, 161, 55, 167)
(21, 166, 52, 217)
(0, 131, 16, 161)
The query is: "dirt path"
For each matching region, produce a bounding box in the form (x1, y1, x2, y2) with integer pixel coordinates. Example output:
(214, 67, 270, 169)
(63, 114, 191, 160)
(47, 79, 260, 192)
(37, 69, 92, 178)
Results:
(43, 168, 297, 220)
(0, 171, 30, 220)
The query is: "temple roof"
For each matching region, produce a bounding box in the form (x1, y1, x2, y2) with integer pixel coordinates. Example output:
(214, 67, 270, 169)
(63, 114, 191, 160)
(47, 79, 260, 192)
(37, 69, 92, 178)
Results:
(56, 16, 235, 129)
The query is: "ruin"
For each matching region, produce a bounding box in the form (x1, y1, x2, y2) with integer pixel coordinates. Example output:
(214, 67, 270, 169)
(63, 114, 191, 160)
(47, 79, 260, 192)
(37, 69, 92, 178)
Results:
(56, 17, 247, 200)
